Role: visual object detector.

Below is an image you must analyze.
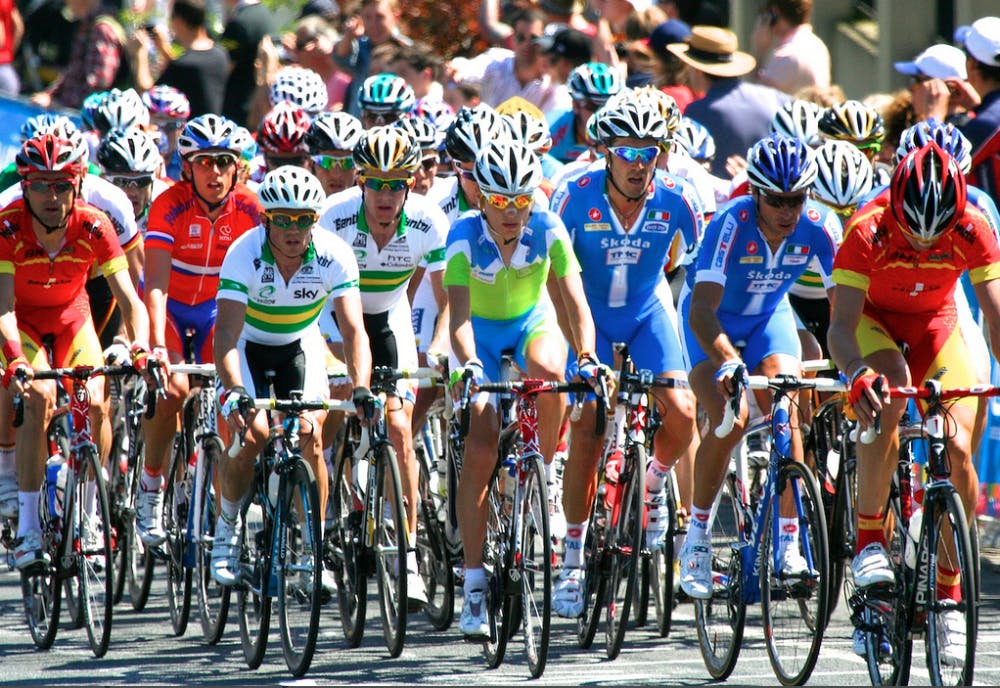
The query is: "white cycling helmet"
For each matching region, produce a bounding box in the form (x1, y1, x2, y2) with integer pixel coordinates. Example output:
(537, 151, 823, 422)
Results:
(811, 140, 874, 211)
(98, 128, 163, 174)
(895, 118, 972, 175)
(177, 114, 239, 158)
(594, 90, 668, 143)
(358, 73, 416, 113)
(269, 66, 329, 115)
(353, 125, 422, 173)
(258, 165, 327, 213)
(473, 139, 543, 196)
(95, 88, 150, 136)
(445, 104, 508, 163)
(501, 111, 552, 155)
(673, 116, 715, 161)
(770, 99, 822, 147)
(307, 111, 365, 153)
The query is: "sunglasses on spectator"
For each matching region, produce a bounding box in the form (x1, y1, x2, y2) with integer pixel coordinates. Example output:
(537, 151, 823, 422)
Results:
(312, 154, 355, 171)
(758, 190, 808, 209)
(609, 145, 660, 164)
(483, 192, 533, 210)
(107, 175, 155, 190)
(360, 175, 414, 192)
(26, 179, 75, 194)
(190, 153, 238, 169)
(264, 210, 317, 230)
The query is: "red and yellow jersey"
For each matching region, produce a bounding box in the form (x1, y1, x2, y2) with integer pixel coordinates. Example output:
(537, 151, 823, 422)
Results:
(833, 192, 1000, 315)
(144, 181, 262, 306)
(0, 198, 127, 312)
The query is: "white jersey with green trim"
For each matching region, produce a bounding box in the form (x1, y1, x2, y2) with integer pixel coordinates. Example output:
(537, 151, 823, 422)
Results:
(317, 186, 449, 314)
(217, 225, 360, 346)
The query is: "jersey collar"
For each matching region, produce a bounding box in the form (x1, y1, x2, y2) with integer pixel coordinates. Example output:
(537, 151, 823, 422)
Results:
(358, 206, 408, 238)
(261, 235, 316, 265)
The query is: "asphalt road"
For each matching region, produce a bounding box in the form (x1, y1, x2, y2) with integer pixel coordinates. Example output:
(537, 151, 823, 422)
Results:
(2, 535, 1000, 686)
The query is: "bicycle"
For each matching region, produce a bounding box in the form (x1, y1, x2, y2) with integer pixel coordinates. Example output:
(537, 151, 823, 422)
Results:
(577, 343, 683, 658)
(466, 376, 594, 679)
(231, 377, 342, 677)
(695, 368, 836, 686)
(849, 379, 996, 687)
(16, 363, 153, 658)
(326, 366, 438, 658)
(160, 362, 230, 644)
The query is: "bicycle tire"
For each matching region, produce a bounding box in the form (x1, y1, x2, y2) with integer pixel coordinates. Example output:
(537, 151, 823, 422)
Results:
(483, 471, 511, 668)
(416, 444, 454, 631)
(924, 485, 977, 686)
(278, 458, 322, 677)
(576, 449, 609, 650)
(76, 445, 114, 657)
(110, 436, 128, 607)
(328, 434, 367, 647)
(760, 461, 829, 685)
(237, 473, 272, 670)
(520, 454, 552, 678)
(695, 472, 747, 680)
(605, 443, 645, 660)
(124, 428, 155, 612)
(22, 482, 61, 649)
(827, 424, 858, 621)
(163, 430, 192, 636)
(195, 436, 230, 645)
(374, 442, 408, 658)
(652, 470, 678, 638)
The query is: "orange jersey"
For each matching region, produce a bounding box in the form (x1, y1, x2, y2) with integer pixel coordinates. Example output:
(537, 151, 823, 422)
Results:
(833, 192, 1000, 316)
(0, 198, 127, 315)
(144, 182, 262, 306)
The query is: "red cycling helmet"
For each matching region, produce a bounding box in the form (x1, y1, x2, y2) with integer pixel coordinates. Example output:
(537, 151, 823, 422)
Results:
(889, 141, 967, 243)
(16, 132, 87, 179)
(257, 101, 311, 155)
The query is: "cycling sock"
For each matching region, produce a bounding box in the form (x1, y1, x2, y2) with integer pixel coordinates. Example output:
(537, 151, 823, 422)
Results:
(220, 497, 241, 525)
(936, 564, 962, 602)
(544, 460, 554, 484)
(85, 480, 97, 519)
(778, 517, 799, 556)
(0, 445, 14, 473)
(564, 521, 588, 568)
(464, 566, 487, 594)
(406, 549, 419, 573)
(17, 491, 39, 537)
(686, 505, 712, 545)
(856, 512, 887, 552)
(140, 470, 164, 493)
(645, 458, 671, 493)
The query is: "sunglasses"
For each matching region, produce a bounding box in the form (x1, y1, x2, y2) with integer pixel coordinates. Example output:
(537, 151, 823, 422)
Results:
(264, 210, 317, 230)
(514, 32, 541, 43)
(576, 98, 603, 112)
(360, 175, 414, 192)
(456, 166, 476, 180)
(483, 192, 533, 210)
(361, 110, 401, 125)
(26, 179, 75, 194)
(154, 120, 184, 132)
(609, 145, 660, 164)
(421, 156, 439, 170)
(189, 153, 238, 169)
(312, 154, 355, 171)
(266, 154, 309, 168)
(759, 190, 808, 209)
(107, 175, 154, 189)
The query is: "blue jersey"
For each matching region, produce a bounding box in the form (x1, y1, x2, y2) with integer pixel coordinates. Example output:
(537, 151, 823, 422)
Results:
(551, 167, 704, 310)
(548, 109, 587, 163)
(693, 195, 841, 317)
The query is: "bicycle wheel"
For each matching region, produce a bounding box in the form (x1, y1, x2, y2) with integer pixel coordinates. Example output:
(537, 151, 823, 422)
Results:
(238, 474, 272, 670)
(416, 444, 454, 631)
(651, 471, 678, 638)
(124, 427, 155, 612)
(109, 437, 128, 607)
(695, 473, 747, 680)
(278, 458, 322, 677)
(76, 446, 114, 657)
(163, 431, 192, 636)
(328, 438, 367, 647)
(483, 470, 512, 669)
(374, 443, 408, 658)
(195, 437, 231, 645)
(520, 454, 551, 678)
(605, 443, 645, 660)
(576, 459, 608, 650)
(22, 483, 61, 649)
(827, 425, 858, 620)
(760, 461, 829, 685)
(924, 486, 976, 686)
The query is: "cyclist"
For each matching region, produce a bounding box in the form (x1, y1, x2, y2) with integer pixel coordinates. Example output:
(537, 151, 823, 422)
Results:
(142, 85, 192, 182)
(445, 138, 600, 638)
(317, 125, 450, 608)
(828, 142, 1000, 664)
(549, 62, 623, 163)
(306, 111, 365, 197)
(258, 101, 313, 173)
(357, 72, 416, 128)
(136, 114, 262, 547)
(97, 128, 169, 233)
(269, 64, 330, 116)
(501, 109, 563, 183)
(817, 99, 888, 180)
(212, 165, 372, 589)
(771, 99, 824, 147)
(394, 115, 443, 196)
(0, 132, 152, 569)
(430, 104, 509, 219)
(678, 134, 842, 599)
(549, 90, 703, 617)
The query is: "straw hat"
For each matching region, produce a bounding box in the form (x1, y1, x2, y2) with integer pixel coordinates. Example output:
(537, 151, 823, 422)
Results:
(667, 25, 756, 78)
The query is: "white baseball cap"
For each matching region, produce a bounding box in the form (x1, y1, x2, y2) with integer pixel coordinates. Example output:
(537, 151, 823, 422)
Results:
(963, 16, 1000, 67)
(894, 44, 968, 80)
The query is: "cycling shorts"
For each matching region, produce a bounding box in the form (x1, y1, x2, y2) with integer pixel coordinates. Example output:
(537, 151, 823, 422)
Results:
(236, 327, 329, 401)
(9, 302, 103, 369)
(166, 298, 216, 364)
(682, 297, 802, 372)
(591, 296, 685, 374)
(471, 302, 560, 383)
(86, 276, 121, 350)
(410, 276, 439, 354)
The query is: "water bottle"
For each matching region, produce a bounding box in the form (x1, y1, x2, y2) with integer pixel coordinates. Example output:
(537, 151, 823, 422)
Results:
(267, 470, 280, 508)
(904, 506, 923, 569)
(46, 453, 65, 519)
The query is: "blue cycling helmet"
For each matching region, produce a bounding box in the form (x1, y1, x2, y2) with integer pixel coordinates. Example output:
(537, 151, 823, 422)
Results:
(746, 134, 818, 193)
(895, 118, 972, 175)
(358, 73, 416, 114)
(81, 91, 109, 130)
(21, 113, 77, 141)
(672, 116, 715, 162)
(568, 62, 623, 103)
(177, 114, 239, 158)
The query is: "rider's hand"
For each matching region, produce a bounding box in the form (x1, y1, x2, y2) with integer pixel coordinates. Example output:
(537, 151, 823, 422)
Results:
(2, 356, 30, 392)
(847, 366, 886, 429)
(576, 351, 603, 391)
(220, 385, 252, 433)
(425, 348, 448, 374)
(715, 358, 747, 398)
(351, 385, 376, 420)
(103, 341, 131, 366)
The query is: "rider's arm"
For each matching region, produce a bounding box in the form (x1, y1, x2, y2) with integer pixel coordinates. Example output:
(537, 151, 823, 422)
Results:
(827, 283, 867, 381)
(447, 284, 477, 366)
(332, 290, 371, 390)
(213, 298, 247, 392)
(974, 277, 1000, 363)
(426, 269, 450, 357)
(143, 247, 172, 350)
(105, 269, 150, 350)
(688, 281, 739, 369)
(554, 269, 596, 358)
(0, 273, 21, 359)
(124, 236, 144, 290)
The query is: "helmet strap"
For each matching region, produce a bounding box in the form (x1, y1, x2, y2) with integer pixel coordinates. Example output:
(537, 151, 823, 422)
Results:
(605, 157, 650, 204)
